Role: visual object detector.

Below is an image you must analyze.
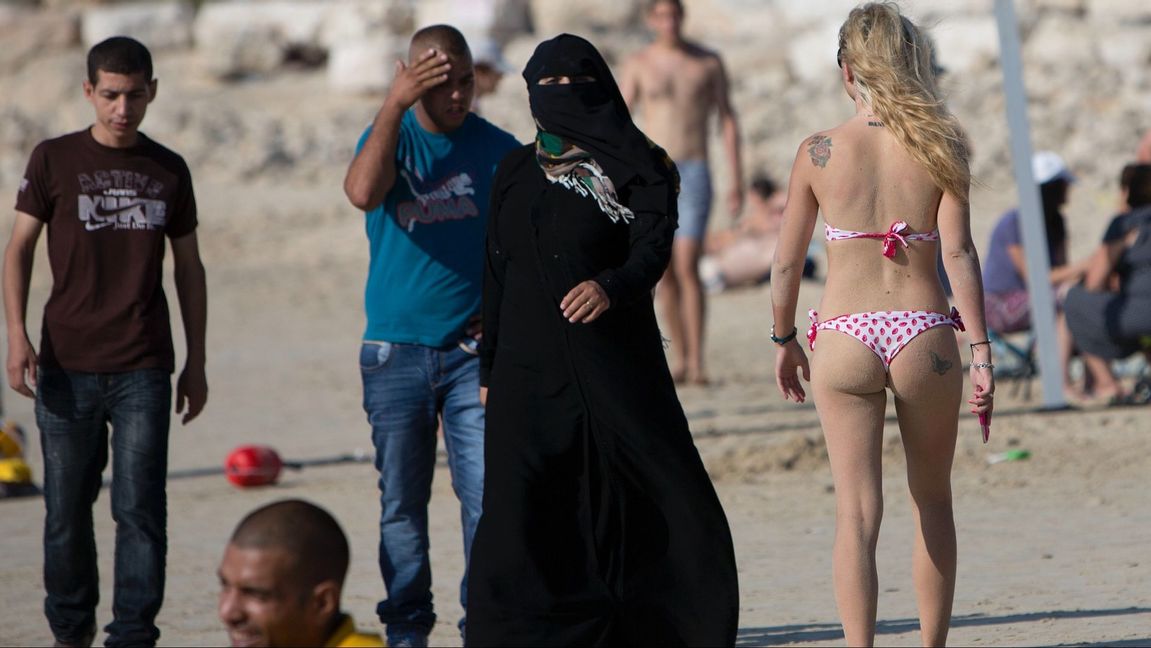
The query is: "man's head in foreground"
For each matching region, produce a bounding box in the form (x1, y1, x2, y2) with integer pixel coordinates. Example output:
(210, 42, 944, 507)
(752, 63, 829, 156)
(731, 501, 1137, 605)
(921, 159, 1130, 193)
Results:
(218, 499, 350, 647)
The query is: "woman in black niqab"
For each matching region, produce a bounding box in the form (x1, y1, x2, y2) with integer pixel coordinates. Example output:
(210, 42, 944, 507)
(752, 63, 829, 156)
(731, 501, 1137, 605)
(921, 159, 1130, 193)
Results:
(465, 34, 739, 647)
(524, 34, 666, 189)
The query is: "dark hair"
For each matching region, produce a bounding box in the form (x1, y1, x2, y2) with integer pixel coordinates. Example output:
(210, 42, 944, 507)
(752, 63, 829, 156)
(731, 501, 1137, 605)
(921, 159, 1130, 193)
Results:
(1039, 179, 1069, 255)
(230, 499, 350, 589)
(409, 24, 471, 60)
(647, 0, 684, 13)
(749, 175, 779, 199)
(87, 36, 153, 85)
(1126, 164, 1151, 209)
(1120, 162, 1141, 191)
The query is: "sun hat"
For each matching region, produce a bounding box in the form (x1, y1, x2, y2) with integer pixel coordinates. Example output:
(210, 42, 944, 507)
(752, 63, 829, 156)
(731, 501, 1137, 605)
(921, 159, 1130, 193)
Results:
(471, 37, 514, 74)
(1032, 150, 1075, 185)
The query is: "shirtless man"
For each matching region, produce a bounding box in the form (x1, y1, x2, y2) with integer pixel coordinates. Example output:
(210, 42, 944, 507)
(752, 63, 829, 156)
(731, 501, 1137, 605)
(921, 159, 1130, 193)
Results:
(622, 0, 743, 385)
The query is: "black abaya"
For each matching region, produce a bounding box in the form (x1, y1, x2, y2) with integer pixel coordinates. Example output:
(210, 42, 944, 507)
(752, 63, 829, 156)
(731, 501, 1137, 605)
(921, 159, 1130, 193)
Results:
(467, 145, 739, 646)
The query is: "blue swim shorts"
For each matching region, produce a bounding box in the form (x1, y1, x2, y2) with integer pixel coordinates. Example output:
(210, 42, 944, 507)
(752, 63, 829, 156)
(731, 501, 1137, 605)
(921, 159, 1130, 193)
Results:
(674, 159, 713, 241)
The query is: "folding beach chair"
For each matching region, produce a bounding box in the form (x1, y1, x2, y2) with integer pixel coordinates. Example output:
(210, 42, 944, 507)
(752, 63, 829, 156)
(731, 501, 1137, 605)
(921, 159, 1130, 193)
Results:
(988, 329, 1038, 400)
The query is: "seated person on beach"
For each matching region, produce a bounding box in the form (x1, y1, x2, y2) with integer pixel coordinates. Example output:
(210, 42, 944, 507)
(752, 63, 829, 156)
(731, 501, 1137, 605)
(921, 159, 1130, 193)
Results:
(1064, 163, 1151, 405)
(701, 174, 814, 291)
(982, 151, 1088, 389)
(217, 499, 383, 648)
(1118, 162, 1142, 220)
(470, 37, 513, 114)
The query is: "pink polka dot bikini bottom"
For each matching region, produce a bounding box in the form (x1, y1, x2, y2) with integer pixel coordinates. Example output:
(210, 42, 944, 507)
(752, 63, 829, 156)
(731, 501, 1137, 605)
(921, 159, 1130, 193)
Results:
(807, 307, 965, 368)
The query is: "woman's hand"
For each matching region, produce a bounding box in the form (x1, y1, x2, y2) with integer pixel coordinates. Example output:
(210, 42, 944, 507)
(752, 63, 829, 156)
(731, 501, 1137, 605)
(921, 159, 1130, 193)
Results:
(561, 280, 611, 323)
(968, 365, 995, 416)
(775, 340, 811, 403)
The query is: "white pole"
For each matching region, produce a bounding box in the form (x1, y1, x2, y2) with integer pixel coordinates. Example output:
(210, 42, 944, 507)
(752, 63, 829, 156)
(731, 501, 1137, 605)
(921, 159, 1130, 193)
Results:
(994, 0, 1066, 409)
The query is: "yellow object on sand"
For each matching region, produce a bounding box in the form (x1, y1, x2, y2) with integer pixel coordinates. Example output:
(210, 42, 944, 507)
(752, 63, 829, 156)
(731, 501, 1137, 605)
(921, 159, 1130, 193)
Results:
(0, 424, 24, 459)
(325, 614, 385, 647)
(0, 457, 32, 484)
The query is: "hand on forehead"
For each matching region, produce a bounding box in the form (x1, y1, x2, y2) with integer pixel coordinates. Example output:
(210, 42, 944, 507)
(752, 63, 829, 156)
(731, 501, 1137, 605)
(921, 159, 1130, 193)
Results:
(408, 25, 472, 65)
(409, 44, 472, 66)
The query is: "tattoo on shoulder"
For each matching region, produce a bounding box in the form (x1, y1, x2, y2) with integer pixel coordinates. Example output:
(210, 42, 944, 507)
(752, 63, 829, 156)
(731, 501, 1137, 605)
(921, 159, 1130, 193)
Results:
(867, 120, 885, 127)
(807, 135, 832, 168)
(929, 351, 953, 376)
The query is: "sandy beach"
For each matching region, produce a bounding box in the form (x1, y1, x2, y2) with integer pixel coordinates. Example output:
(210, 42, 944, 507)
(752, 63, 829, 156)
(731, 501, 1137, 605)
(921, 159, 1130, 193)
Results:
(2, 205, 1149, 646)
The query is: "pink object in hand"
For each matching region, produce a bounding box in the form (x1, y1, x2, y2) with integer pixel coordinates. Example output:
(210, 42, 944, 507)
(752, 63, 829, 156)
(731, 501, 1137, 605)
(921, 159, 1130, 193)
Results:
(979, 412, 991, 444)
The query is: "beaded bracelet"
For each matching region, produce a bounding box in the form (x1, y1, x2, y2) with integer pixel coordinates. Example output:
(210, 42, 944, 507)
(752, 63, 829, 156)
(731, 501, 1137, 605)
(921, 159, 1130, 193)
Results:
(770, 326, 798, 346)
(971, 362, 995, 369)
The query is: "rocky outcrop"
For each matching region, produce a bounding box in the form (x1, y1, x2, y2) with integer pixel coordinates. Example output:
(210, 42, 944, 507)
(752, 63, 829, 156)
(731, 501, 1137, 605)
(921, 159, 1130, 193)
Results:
(0, 0, 1149, 203)
(81, 1, 193, 50)
(327, 38, 404, 94)
(0, 6, 79, 74)
(192, 0, 414, 79)
(527, 0, 641, 38)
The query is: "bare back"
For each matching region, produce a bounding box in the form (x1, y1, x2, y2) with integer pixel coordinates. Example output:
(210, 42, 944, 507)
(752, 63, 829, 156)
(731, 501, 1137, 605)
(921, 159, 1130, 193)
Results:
(624, 43, 724, 161)
(806, 118, 950, 316)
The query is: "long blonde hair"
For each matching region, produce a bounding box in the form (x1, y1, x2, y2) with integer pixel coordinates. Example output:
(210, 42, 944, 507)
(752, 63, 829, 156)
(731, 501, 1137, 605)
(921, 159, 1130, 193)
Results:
(839, 2, 971, 200)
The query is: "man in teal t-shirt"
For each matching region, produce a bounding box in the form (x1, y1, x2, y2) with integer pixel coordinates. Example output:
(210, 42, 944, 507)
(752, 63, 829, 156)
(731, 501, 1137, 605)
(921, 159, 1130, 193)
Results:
(343, 25, 518, 648)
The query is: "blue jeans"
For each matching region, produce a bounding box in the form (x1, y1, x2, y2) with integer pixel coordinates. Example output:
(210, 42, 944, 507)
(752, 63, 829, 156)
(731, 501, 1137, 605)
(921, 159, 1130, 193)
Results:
(360, 342, 484, 639)
(35, 367, 172, 647)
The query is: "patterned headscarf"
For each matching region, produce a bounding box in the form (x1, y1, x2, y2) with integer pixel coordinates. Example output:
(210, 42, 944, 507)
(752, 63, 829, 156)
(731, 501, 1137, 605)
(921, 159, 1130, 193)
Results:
(524, 34, 674, 221)
(535, 130, 634, 223)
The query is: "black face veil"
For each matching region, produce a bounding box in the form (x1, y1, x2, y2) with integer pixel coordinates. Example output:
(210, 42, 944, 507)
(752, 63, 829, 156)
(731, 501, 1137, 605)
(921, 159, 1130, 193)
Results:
(524, 34, 664, 187)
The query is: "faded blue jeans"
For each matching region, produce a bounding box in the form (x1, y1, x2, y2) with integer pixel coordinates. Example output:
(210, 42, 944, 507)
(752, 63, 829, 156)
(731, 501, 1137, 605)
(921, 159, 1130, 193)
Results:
(35, 366, 172, 647)
(360, 341, 484, 640)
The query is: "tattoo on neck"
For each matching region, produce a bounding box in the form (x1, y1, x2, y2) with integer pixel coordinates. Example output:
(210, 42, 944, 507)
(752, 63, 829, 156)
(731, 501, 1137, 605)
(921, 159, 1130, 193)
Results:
(807, 135, 832, 168)
(930, 351, 953, 375)
(867, 120, 884, 127)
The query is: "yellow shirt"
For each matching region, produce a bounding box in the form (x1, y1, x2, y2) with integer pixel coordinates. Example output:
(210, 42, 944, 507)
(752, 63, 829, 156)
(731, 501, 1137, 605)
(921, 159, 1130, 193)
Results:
(325, 614, 385, 648)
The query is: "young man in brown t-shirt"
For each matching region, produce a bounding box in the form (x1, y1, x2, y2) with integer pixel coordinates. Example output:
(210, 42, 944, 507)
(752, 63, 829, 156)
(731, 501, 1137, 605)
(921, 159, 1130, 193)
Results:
(3, 37, 207, 648)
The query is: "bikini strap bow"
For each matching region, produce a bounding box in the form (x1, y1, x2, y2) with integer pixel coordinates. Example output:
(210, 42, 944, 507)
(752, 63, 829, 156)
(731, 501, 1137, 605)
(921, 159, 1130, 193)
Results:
(807, 310, 819, 351)
(949, 306, 966, 332)
(881, 220, 910, 259)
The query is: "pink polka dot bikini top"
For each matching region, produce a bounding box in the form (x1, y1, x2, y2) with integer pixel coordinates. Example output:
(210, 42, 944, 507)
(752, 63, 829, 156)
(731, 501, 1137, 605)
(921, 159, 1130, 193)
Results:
(825, 220, 940, 259)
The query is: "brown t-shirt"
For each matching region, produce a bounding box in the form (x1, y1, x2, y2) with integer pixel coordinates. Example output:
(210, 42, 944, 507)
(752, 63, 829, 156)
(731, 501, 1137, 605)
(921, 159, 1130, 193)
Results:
(15, 128, 198, 373)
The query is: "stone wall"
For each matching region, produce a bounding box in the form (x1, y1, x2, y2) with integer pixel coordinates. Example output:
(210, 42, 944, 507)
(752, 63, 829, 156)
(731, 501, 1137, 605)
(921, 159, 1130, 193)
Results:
(1, 0, 1149, 203)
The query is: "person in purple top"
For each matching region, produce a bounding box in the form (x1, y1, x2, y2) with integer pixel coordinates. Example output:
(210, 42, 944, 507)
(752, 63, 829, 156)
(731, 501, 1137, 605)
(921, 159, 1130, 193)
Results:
(981, 151, 1088, 393)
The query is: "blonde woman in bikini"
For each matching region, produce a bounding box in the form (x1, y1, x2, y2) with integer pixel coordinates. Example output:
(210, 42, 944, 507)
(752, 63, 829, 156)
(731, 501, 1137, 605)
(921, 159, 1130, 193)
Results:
(771, 4, 995, 646)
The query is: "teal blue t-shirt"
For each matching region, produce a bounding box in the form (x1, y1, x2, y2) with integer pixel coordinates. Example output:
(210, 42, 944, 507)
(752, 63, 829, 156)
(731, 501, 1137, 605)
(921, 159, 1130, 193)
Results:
(357, 110, 519, 347)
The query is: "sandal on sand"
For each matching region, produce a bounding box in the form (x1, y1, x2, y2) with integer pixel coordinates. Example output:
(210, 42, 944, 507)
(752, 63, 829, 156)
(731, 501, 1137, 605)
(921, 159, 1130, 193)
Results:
(1132, 379, 1151, 405)
(1107, 391, 1151, 407)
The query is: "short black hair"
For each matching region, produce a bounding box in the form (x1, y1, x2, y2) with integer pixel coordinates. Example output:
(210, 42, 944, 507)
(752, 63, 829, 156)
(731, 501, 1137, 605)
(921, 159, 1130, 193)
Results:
(1126, 164, 1151, 209)
(1120, 162, 1139, 191)
(409, 24, 471, 61)
(87, 36, 153, 85)
(749, 174, 779, 199)
(230, 499, 350, 590)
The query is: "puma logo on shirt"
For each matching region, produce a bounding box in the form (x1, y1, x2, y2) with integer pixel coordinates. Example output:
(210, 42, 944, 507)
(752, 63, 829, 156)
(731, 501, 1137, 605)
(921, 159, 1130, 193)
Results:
(395, 169, 479, 232)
